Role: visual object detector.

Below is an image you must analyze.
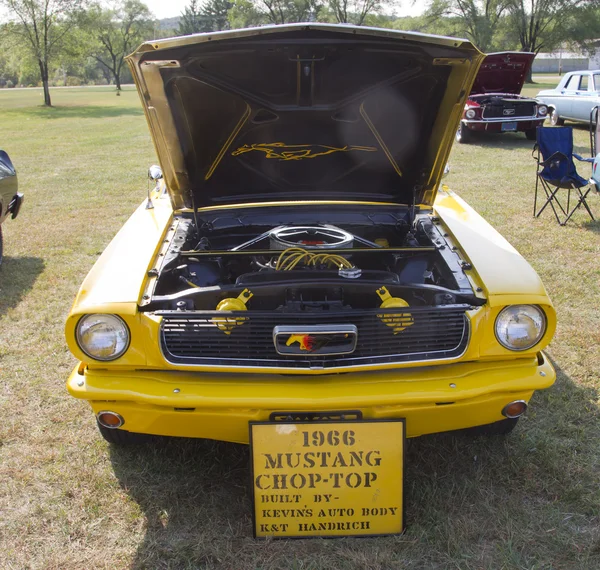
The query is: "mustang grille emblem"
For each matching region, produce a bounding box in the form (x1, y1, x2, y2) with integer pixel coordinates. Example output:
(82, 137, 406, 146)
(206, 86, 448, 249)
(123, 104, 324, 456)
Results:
(273, 325, 358, 356)
(503, 108, 515, 116)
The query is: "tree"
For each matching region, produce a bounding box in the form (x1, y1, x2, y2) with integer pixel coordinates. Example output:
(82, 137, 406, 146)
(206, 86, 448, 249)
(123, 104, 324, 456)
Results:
(87, 0, 154, 91)
(0, 0, 85, 106)
(228, 0, 268, 28)
(425, 0, 510, 52)
(257, 0, 321, 24)
(178, 0, 204, 34)
(506, 0, 587, 54)
(505, 0, 592, 81)
(179, 0, 232, 34)
(202, 0, 233, 30)
(328, 0, 385, 25)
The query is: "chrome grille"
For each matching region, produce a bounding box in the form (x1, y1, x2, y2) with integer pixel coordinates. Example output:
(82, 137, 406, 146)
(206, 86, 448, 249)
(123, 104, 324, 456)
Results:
(482, 101, 536, 119)
(159, 306, 470, 370)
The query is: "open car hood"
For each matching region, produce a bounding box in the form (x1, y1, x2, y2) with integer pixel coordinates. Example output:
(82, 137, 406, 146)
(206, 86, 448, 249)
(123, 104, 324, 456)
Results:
(128, 24, 483, 210)
(470, 52, 534, 96)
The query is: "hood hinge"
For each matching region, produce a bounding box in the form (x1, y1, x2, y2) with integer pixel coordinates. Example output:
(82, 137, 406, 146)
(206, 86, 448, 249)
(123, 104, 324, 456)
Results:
(410, 184, 422, 226)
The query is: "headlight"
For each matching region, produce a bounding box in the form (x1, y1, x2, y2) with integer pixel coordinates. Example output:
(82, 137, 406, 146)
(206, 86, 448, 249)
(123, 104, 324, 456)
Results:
(495, 305, 546, 351)
(465, 108, 477, 119)
(76, 314, 130, 361)
(538, 105, 548, 116)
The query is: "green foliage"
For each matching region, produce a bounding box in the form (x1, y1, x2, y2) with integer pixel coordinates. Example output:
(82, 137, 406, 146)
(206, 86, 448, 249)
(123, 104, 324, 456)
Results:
(565, 6, 600, 54)
(179, 0, 233, 34)
(425, 0, 510, 52)
(224, 0, 400, 28)
(0, 35, 20, 86)
(254, 0, 321, 24)
(227, 0, 268, 28)
(84, 0, 154, 89)
(202, 0, 233, 30)
(504, 0, 592, 54)
(178, 0, 205, 34)
(328, 0, 387, 25)
(0, 0, 85, 104)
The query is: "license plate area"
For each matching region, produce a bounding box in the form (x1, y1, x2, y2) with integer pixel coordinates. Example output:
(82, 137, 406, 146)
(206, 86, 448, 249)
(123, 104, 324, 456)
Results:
(501, 121, 518, 131)
(250, 419, 405, 538)
(269, 410, 362, 422)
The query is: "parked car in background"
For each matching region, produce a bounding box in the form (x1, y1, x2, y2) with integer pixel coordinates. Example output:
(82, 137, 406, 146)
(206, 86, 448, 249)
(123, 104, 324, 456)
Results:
(65, 25, 556, 447)
(0, 150, 24, 265)
(536, 71, 600, 126)
(457, 52, 548, 143)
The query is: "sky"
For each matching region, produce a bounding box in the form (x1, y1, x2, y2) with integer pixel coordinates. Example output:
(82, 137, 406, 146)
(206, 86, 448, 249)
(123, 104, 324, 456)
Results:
(144, 0, 425, 20)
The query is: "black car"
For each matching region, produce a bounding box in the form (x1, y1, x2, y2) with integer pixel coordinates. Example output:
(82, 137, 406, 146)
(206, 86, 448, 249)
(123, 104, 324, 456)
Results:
(0, 151, 24, 264)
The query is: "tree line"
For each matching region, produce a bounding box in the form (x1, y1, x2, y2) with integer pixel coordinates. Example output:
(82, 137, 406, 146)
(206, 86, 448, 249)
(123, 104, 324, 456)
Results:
(1, 0, 599, 106)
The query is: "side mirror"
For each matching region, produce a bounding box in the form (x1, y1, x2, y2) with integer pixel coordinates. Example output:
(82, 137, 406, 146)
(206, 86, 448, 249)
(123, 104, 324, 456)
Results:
(146, 165, 163, 210)
(148, 165, 163, 180)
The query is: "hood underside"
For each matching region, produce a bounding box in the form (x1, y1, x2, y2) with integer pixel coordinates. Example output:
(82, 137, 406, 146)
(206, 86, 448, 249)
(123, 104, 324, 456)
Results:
(128, 24, 483, 210)
(470, 51, 534, 96)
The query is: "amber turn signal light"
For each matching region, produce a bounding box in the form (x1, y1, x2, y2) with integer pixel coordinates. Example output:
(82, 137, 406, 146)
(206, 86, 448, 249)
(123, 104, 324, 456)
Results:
(501, 400, 528, 419)
(97, 411, 124, 429)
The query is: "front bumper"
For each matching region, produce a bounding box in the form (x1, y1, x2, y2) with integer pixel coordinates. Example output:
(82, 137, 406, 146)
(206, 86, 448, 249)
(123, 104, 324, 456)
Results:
(462, 118, 545, 133)
(67, 353, 555, 443)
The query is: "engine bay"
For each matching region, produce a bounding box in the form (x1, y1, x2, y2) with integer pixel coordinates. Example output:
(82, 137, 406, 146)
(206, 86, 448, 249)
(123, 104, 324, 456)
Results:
(143, 207, 483, 313)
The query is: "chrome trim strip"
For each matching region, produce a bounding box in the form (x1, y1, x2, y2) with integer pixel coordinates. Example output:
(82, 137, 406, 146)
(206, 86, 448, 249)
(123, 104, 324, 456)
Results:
(463, 117, 541, 124)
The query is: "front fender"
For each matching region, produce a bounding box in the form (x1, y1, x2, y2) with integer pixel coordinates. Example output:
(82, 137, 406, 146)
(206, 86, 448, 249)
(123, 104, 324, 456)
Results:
(65, 196, 173, 363)
(433, 190, 556, 357)
(434, 190, 551, 302)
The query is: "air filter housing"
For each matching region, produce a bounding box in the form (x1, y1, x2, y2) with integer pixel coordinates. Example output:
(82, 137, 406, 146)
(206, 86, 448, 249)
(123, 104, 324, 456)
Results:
(269, 225, 354, 250)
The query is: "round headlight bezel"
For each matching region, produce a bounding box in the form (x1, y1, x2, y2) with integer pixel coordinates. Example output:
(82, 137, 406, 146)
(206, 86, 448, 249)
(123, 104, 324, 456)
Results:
(494, 305, 546, 351)
(538, 105, 548, 116)
(465, 108, 477, 119)
(76, 314, 130, 361)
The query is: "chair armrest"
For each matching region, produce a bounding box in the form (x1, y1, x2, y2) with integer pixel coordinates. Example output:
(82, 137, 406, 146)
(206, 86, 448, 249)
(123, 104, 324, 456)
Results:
(573, 153, 593, 163)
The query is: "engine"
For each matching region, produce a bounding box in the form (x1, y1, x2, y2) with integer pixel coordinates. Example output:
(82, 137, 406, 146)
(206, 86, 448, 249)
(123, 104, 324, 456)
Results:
(145, 216, 480, 313)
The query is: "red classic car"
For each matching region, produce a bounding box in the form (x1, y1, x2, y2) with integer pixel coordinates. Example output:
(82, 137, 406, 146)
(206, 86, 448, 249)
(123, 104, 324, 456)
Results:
(456, 52, 548, 143)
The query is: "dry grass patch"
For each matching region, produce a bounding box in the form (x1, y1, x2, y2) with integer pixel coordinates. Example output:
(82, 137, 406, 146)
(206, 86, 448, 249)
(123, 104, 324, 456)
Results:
(0, 85, 599, 569)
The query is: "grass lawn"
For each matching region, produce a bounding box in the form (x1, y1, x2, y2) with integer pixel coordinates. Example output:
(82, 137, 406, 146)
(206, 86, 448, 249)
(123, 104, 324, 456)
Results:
(0, 85, 599, 570)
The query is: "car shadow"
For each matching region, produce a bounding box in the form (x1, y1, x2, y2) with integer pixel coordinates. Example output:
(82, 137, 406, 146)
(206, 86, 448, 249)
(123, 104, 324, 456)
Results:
(108, 355, 599, 568)
(463, 127, 595, 158)
(0, 256, 45, 317)
(462, 132, 536, 150)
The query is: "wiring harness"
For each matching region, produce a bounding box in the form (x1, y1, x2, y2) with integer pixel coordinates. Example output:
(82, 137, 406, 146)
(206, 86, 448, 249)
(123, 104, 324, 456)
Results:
(275, 247, 354, 271)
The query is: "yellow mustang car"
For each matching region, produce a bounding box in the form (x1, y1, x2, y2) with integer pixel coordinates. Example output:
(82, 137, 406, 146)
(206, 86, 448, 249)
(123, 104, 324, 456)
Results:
(65, 24, 556, 445)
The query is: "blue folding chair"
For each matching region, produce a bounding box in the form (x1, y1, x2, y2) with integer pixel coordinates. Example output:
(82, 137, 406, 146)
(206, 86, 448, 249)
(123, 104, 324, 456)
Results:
(533, 126, 595, 225)
(589, 106, 600, 193)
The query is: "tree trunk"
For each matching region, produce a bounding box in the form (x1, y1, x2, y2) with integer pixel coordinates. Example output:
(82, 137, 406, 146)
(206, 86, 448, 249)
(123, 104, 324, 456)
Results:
(113, 55, 122, 91)
(38, 59, 52, 106)
(526, 66, 533, 83)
